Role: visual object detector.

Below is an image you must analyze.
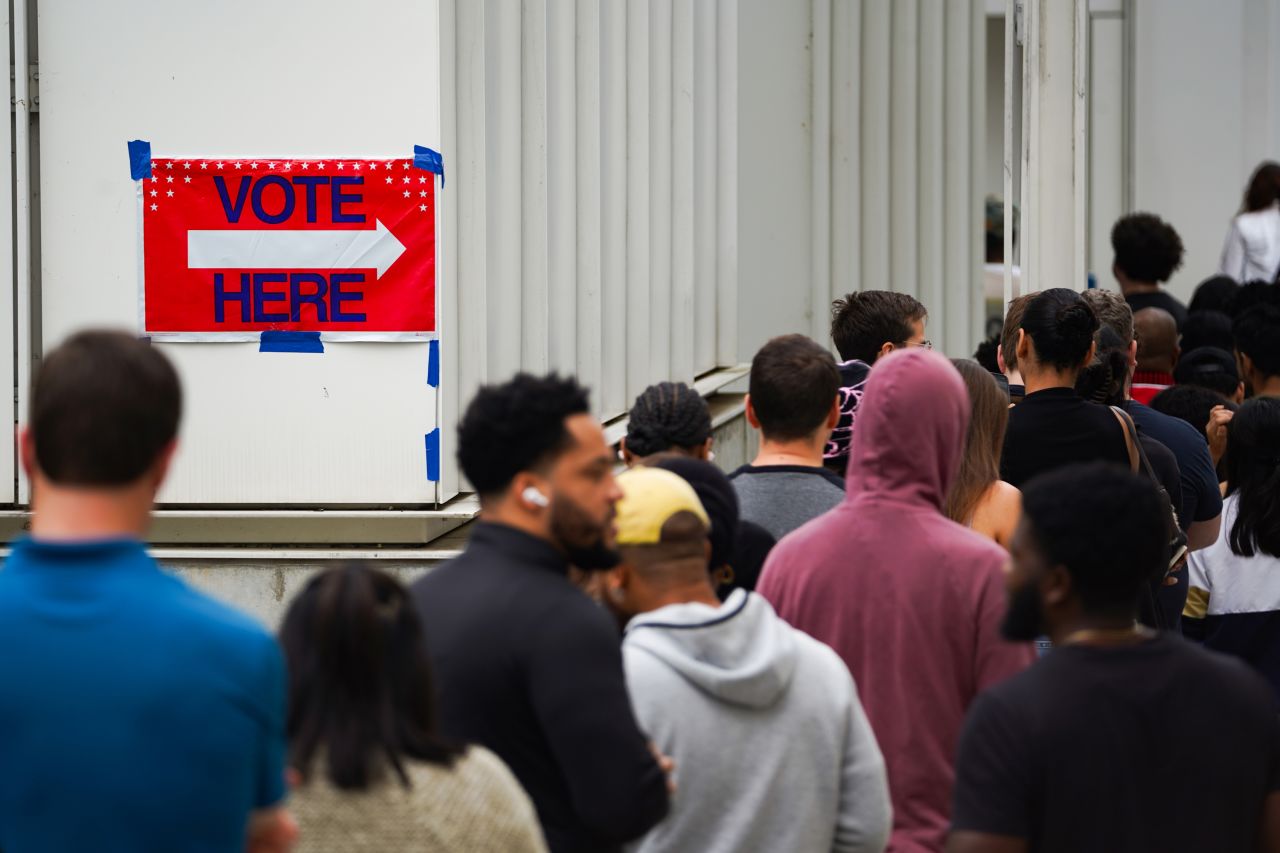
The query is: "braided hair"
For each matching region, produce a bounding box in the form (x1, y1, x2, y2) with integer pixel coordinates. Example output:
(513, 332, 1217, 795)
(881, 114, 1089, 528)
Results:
(625, 382, 712, 458)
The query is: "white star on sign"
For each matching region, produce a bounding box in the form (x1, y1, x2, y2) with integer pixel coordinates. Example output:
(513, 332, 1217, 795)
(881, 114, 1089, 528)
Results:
(336, 163, 344, 170)
(403, 190, 410, 198)
(268, 162, 276, 169)
(402, 162, 410, 169)
(200, 162, 208, 169)
(233, 162, 242, 169)
(386, 177, 393, 184)
(419, 204, 427, 211)
(419, 176, 427, 184)
(250, 162, 259, 168)
(419, 190, 427, 197)
(166, 162, 174, 169)
(183, 161, 191, 169)
(166, 176, 174, 183)
(301, 162, 309, 170)
(402, 177, 410, 184)
(316, 162, 325, 169)
(353, 163, 361, 170)
(183, 176, 191, 183)
(216, 161, 224, 169)
(150, 203, 158, 211)
(283, 162, 292, 171)
(149, 189, 157, 197)
(166, 190, 174, 197)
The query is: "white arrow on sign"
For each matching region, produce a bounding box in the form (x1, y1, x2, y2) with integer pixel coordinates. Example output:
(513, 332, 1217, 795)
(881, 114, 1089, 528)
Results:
(187, 218, 407, 279)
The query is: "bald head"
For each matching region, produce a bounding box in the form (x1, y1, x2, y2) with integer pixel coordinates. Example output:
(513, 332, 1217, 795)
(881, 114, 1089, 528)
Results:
(1134, 307, 1179, 373)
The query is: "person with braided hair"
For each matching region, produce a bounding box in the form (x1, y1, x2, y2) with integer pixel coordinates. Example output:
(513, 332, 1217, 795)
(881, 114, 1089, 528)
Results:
(620, 382, 713, 466)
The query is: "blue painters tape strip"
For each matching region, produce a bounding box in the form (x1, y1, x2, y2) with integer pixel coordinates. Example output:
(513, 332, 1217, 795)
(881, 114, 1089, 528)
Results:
(427, 339, 440, 387)
(128, 139, 152, 180)
(413, 145, 445, 186)
(259, 331, 324, 353)
(425, 429, 441, 482)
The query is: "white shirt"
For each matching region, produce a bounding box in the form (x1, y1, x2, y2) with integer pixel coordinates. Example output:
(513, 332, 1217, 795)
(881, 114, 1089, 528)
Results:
(1219, 203, 1280, 283)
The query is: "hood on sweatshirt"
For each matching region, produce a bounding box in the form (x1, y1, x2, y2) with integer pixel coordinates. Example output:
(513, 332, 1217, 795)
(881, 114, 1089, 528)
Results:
(844, 348, 969, 511)
(622, 590, 796, 709)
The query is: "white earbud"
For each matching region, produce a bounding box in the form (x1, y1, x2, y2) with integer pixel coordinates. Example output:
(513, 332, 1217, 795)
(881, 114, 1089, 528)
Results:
(522, 486, 550, 508)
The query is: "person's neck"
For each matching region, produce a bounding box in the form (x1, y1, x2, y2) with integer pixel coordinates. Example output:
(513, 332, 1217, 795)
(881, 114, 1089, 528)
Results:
(1021, 368, 1079, 396)
(1047, 612, 1146, 647)
(1004, 368, 1024, 387)
(643, 580, 723, 611)
(1117, 276, 1159, 296)
(752, 436, 826, 468)
(29, 484, 153, 541)
(1253, 375, 1280, 399)
(479, 504, 557, 548)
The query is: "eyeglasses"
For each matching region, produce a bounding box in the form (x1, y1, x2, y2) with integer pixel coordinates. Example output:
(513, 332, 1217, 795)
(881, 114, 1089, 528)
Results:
(900, 340, 933, 350)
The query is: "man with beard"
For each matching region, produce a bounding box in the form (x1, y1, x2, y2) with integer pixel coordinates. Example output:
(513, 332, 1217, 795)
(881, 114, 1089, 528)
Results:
(411, 374, 671, 853)
(949, 463, 1280, 853)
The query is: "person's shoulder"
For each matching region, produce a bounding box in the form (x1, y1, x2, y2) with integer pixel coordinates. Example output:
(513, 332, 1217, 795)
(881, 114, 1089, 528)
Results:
(159, 572, 275, 647)
(987, 480, 1021, 512)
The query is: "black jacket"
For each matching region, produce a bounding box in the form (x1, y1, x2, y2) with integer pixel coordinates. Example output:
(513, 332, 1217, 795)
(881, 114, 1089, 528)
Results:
(411, 522, 669, 853)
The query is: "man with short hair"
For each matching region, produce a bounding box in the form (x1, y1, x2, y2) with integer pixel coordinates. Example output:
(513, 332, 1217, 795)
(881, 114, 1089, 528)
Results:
(0, 331, 295, 853)
(1111, 212, 1189, 329)
(606, 467, 892, 853)
(1235, 303, 1280, 398)
(825, 291, 929, 471)
(948, 463, 1280, 853)
(1131, 307, 1179, 404)
(1082, 288, 1223, 555)
(730, 335, 845, 540)
(997, 294, 1035, 405)
(759, 350, 1034, 853)
(412, 374, 669, 853)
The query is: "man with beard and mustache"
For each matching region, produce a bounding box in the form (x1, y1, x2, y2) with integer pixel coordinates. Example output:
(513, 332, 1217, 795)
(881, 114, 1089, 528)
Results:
(949, 462, 1280, 853)
(411, 374, 671, 853)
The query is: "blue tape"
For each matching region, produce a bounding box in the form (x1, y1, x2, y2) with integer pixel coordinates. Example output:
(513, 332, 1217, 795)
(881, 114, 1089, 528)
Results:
(427, 339, 440, 387)
(425, 429, 441, 482)
(128, 139, 152, 180)
(259, 331, 324, 353)
(413, 145, 445, 186)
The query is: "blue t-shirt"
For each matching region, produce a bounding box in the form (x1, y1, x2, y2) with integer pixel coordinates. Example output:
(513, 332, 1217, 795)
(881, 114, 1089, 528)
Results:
(1124, 400, 1225, 526)
(0, 537, 286, 852)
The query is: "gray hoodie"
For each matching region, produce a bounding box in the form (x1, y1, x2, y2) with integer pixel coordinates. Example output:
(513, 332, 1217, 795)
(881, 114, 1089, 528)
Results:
(622, 590, 891, 853)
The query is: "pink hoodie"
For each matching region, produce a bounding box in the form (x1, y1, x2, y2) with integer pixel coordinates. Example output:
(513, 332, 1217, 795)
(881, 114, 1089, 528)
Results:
(757, 349, 1033, 853)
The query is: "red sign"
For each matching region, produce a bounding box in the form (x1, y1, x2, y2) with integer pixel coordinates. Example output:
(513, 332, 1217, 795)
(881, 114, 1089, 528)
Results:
(140, 157, 435, 335)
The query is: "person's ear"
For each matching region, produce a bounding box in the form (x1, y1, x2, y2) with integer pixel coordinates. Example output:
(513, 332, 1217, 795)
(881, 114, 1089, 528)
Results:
(877, 341, 895, 362)
(1127, 339, 1138, 370)
(17, 426, 36, 480)
(1016, 328, 1030, 363)
(1239, 353, 1255, 387)
(512, 472, 551, 512)
(997, 344, 1008, 375)
(1234, 382, 1246, 405)
(697, 437, 714, 461)
(619, 436, 635, 467)
(1082, 339, 1098, 369)
(1043, 564, 1073, 610)
(745, 393, 761, 430)
(826, 394, 841, 429)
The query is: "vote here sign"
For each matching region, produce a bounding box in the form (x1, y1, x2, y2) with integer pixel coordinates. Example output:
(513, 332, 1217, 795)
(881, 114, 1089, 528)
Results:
(139, 156, 435, 338)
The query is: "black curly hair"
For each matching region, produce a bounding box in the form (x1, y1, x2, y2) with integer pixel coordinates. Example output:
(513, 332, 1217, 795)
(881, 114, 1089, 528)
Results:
(625, 382, 712, 458)
(1111, 213, 1184, 284)
(456, 373, 591, 497)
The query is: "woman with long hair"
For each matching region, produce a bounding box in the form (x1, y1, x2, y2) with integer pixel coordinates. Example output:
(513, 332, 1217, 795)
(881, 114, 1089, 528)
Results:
(945, 359, 1020, 549)
(1185, 398, 1280, 697)
(1220, 161, 1280, 283)
(282, 564, 548, 853)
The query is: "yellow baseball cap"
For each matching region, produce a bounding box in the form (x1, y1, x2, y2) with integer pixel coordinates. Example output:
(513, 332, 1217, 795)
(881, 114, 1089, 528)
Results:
(615, 467, 711, 546)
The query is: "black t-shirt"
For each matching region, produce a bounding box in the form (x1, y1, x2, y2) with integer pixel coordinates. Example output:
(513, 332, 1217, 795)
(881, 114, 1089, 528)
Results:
(952, 633, 1280, 852)
(1001, 388, 1132, 488)
(1125, 290, 1189, 330)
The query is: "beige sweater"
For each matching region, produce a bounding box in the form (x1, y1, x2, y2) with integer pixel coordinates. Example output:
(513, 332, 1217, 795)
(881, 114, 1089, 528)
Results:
(290, 747, 549, 853)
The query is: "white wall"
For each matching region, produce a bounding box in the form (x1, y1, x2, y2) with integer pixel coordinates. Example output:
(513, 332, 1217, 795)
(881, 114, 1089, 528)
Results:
(1132, 0, 1280, 298)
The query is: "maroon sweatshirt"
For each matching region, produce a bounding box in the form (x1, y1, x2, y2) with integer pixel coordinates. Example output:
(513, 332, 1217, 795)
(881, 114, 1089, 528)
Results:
(757, 349, 1034, 853)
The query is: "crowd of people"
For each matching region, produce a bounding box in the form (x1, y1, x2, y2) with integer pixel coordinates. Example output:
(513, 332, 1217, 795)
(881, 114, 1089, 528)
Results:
(3, 166, 1280, 853)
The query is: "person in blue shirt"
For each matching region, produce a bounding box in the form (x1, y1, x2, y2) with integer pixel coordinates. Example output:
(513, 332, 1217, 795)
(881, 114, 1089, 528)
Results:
(0, 330, 295, 853)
